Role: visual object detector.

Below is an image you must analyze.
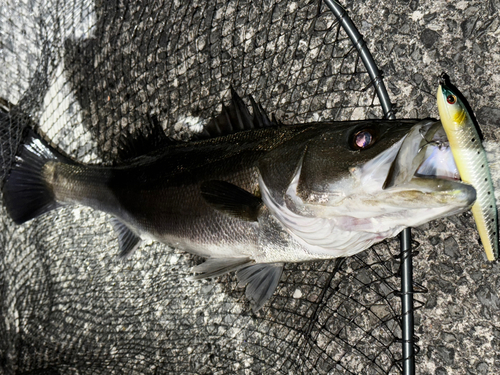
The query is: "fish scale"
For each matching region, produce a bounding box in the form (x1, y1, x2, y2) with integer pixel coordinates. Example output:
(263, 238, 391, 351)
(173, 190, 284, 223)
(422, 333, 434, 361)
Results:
(437, 83, 498, 261)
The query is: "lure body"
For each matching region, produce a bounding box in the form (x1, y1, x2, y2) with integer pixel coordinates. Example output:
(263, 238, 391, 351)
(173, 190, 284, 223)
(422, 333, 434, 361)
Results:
(437, 82, 498, 260)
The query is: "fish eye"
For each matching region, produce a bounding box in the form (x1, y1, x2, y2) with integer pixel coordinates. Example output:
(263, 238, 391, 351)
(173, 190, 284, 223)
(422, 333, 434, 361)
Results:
(352, 129, 376, 150)
(446, 95, 457, 104)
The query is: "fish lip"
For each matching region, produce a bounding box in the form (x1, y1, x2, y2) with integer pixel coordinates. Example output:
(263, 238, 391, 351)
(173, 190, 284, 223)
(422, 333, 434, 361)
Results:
(410, 177, 476, 206)
(459, 181, 476, 207)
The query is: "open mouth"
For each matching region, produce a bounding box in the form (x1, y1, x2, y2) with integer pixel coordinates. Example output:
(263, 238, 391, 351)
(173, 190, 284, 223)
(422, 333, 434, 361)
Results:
(414, 124, 460, 181)
(384, 120, 461, 189)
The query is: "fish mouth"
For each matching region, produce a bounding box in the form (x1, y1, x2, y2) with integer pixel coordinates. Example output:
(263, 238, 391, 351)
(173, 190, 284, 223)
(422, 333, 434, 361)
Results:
(383, 120, 476, 208)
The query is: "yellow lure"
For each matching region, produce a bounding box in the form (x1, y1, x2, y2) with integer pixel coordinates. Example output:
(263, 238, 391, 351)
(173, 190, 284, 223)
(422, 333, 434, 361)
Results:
(436, 79, 498, 261)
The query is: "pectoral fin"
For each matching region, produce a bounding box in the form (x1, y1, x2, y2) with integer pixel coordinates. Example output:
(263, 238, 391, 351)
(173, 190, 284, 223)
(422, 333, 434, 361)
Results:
(200, 180, 263, 221)
(110, 218, 142, 258)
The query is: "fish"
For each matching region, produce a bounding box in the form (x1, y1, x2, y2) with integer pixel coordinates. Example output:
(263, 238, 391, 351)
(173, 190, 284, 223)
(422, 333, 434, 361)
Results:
(436, 75, 499, 261)
(2, 89, 476, 311)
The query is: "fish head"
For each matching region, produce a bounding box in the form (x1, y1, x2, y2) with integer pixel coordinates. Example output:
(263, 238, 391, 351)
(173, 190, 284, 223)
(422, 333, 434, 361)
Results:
(259, 119, 476, 258)
(295, 120, 417, 203)
(296, 119, 474, 211)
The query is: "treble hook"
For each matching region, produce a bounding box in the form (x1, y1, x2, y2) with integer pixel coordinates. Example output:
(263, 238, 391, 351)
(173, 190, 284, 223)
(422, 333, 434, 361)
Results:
(417, 128, 444, 153)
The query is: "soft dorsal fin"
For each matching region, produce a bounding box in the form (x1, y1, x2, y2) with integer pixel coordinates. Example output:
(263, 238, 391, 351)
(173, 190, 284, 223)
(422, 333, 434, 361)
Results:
(200, 180, 263, 221)
(195, 88, 279, 139)
(116, 114, 174, 162)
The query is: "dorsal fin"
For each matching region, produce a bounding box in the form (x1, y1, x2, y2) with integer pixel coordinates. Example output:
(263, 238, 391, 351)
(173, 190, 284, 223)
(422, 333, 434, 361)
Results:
(0, 97, 14, 113)
(249, 95, 272, 128)
(116, 114, 174, 162)
(115, 90, 281, 152)
(195, 88, 279, 140)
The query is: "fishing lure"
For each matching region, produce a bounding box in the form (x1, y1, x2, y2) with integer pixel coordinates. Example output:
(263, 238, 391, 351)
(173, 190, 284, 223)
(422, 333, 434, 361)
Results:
(437, 75, 498, 261)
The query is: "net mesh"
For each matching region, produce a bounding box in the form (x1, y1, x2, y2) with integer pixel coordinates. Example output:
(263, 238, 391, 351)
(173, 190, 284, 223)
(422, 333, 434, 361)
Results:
(0, 0, 439, 373)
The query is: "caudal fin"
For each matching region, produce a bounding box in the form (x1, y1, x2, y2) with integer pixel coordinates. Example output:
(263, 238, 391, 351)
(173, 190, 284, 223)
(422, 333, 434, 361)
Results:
(3, 129, 67, 224)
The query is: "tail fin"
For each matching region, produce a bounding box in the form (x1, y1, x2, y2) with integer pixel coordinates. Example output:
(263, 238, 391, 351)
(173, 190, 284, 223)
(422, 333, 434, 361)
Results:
(3, 129, 68, 224)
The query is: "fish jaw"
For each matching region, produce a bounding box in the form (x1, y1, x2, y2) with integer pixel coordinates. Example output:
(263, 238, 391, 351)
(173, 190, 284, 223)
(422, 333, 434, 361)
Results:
(260, 171, 475, 262)
(437, 82, 499, 261)
(354, 120, 475, 216)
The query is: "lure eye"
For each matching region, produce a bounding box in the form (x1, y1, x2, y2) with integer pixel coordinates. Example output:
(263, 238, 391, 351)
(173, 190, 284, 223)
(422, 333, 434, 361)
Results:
(352, 129, 376, 150)
(446, 95, 457, 104)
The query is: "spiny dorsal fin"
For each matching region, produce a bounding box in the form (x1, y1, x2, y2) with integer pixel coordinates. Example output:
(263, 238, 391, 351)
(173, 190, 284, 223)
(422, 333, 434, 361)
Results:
(272, 113, 283, 126)
(196, 88, 279, 139)
(229, 87, 253, 131)
(249, 94, 272, 128)
(0, 97, 14, 113)
(200, 180, 263, 221)
(116, 114, 174, 162)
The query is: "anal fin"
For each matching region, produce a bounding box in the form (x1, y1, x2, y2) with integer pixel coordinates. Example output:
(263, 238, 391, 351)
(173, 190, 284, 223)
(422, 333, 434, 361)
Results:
(110, 218, 142, 258)
(236, 263, 284, 312)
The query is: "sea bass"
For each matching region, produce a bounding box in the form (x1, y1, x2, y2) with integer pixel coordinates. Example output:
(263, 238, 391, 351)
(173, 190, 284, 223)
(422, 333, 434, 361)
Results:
(2, 91, 476, 311)
(437, 76, 499, 261)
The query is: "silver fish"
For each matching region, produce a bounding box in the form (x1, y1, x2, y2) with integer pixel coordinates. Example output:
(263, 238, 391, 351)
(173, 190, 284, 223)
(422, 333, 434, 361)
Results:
(2, 91, 475, 311)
